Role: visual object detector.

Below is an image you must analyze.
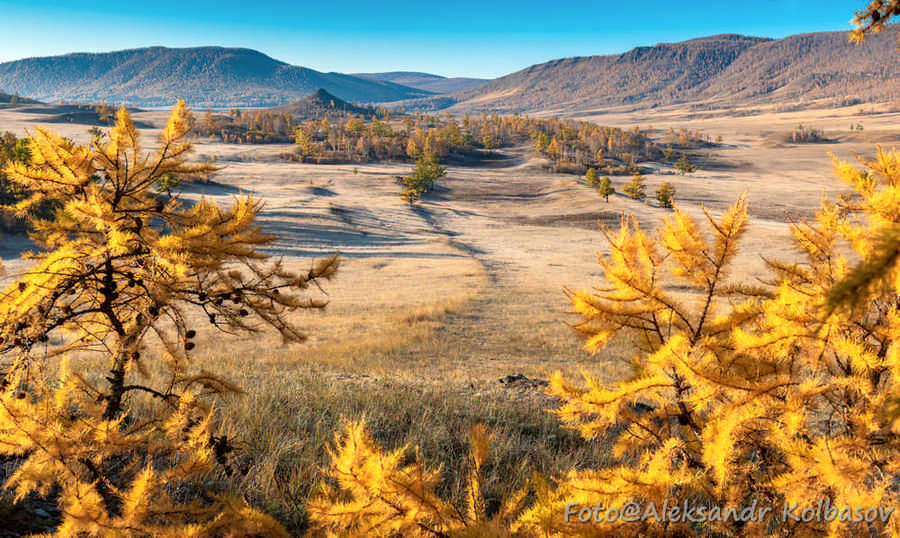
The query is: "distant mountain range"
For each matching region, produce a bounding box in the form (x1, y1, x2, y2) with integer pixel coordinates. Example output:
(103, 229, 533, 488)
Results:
(353, 72, 487, 94)
(399, 27, 900, 114)
(1, 26, 898, 114)
(0, 47, 433, 107)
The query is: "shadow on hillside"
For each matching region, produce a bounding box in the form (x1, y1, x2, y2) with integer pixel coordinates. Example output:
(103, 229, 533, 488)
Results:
(510, 211, 623, 231)
(178, 181, 254, 196)
(12, 105, 153, 129)
(690, 154, 759, 172)
(448, 148, 530, 169)
(260, 247, 466, 260)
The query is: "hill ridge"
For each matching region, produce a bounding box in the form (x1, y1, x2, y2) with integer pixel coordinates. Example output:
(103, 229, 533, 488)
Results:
(0, 46, 429, 108)
(395, 27, 900, 114)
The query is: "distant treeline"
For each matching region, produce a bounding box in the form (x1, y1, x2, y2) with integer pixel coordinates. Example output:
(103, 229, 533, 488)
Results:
(192, 106, 715, 175)
(194, 104, 395, 144)
(289, 113, 672, 172)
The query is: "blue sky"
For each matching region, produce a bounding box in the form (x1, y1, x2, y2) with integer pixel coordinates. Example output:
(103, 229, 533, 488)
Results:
(0, 1, 864, 78)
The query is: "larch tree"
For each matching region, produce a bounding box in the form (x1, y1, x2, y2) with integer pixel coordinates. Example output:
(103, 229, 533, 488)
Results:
(308, 420, 530, 537)
(655, 181, 676, 208)
(400, 153, 447, 205)
(0, 102, 338, 535)
(852, 0, 900, 42)
(312, 150, 900, 536)
(675, 154, 696, 175)
(825, 1, 900, 307)
(622, 172, 646, 200)
(598, 176, 615, 202)
(527, 151, 900, 535)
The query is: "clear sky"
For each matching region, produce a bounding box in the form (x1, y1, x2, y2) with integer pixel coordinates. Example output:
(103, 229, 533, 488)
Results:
(0, 1, 865, 79)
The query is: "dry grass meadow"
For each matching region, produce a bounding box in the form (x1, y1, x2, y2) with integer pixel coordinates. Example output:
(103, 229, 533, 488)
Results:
(1, 101, 897, 533)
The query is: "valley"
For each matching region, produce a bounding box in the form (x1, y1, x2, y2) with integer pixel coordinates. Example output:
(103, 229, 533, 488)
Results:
(0, 100, 888, 533)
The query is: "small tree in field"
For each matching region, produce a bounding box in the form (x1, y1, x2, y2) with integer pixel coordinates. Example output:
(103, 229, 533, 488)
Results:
(0, 102, 338, 534)
(622, 172, 646, 200)
(584, 167, 600, 188)
(598, 175, 615, 202)
(400, 152, 446, 205)
(655, 180, 676, 208)
(675, 153, 696, 175)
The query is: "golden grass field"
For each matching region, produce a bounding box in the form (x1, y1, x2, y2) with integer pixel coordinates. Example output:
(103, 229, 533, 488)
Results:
(1, 101, 897, 533)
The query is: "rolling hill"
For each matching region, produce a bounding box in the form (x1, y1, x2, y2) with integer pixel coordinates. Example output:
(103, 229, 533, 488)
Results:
(0, 47, 431, 108)
(0, 91, 38, 105)
(353, 72, 487, 94)
(270, 88, 376, 117)
(397, 27, 900, 114)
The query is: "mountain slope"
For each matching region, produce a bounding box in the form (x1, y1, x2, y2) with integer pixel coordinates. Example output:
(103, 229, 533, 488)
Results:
(400, 27, 900, 114)
(0, 47, 430, 107)
(354, 72, 487, 94)
(410, 34, 770, 113)
(698, 29, 900, 105)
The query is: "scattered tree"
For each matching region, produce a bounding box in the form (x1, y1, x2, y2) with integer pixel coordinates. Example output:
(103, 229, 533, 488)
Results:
(598, 175, 615, 202)
(655, 181, 676, 208)
(86, 126, 106, 142)
(675, 154, 696, 175)
(663, 145, 675, 161)
(584, 167, 600, 188)
(96, 100, 113, 124)
(788, 123, 825, 143)
(622, 172, 646, 200)
(294, 124, 314, 160)
(400, 153, 447, 204)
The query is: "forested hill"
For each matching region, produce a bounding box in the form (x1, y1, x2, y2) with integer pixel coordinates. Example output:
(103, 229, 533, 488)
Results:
(397, 27, 900, 114)
(0, 47, 431, 108)
(270, 88, 377, 117)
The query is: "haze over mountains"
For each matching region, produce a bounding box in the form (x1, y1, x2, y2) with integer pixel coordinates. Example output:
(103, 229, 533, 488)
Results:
(1, 25, 899, 113)
(353, 72, 487, 94)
